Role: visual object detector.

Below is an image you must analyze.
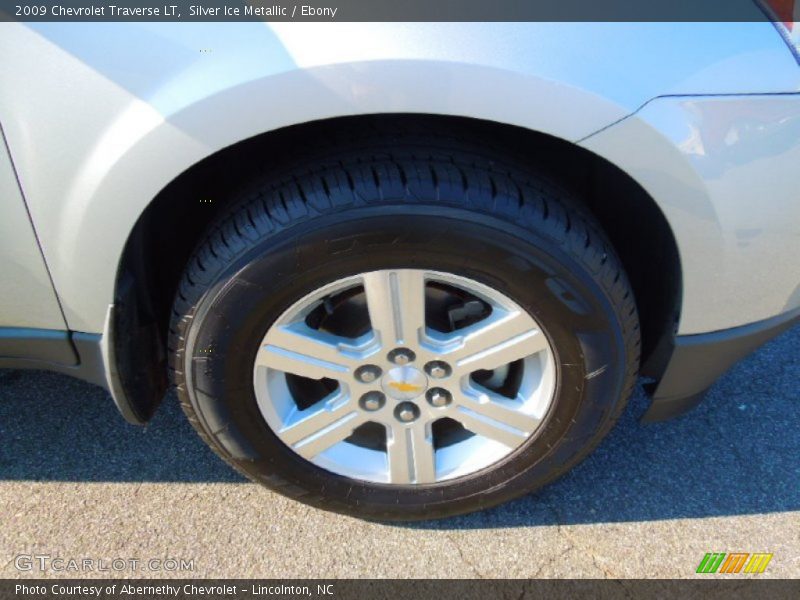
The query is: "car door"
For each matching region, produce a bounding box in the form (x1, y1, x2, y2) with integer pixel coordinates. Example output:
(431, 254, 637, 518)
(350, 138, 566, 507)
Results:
(0, 125, 74, 364)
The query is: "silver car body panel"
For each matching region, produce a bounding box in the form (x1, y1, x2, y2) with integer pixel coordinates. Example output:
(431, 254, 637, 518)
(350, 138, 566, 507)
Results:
(0, 127, 66, 330)
(0, 21, 798, 336)
(581, 94, 800, 334)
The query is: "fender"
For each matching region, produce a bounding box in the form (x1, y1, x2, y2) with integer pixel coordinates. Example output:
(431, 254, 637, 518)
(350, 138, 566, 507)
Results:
(0, 21, 796, 335)
(580, 93, 800, 335)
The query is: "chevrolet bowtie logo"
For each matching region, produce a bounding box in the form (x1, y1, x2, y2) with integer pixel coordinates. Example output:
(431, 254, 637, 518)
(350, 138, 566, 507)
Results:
(387, 382, 423, 393)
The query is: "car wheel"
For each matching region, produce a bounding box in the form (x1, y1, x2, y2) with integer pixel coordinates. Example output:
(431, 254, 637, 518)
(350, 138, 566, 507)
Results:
(169, 131, 640, 520)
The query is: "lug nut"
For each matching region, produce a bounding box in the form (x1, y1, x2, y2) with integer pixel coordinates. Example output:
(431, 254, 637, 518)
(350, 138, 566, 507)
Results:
(355, 365, 382, 383)
(359, 391, 386, 412)
(394, 402, 420, 423)
(388, 348, 416, 365)
(425, 360, 451, 379)
(426, 387, 452, 408)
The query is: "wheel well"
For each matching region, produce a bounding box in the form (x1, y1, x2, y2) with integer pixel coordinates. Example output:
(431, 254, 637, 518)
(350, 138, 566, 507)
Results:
(113, 114, 681, 421)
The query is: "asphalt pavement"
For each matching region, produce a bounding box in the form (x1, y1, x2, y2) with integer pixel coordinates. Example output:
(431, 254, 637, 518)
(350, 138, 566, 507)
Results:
(1, 325, 798, 579)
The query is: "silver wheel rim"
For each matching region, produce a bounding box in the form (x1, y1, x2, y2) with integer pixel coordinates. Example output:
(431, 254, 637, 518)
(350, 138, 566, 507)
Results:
(253, 269, 556, 485)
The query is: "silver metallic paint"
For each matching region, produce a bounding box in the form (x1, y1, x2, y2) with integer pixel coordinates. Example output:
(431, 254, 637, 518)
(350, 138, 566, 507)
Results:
(581, 94, 800, 334)
(0, 127, 66, 329)
(0, 22, 798, 336)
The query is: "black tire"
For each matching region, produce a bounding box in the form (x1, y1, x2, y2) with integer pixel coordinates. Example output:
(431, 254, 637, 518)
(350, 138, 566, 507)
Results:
(169, 125, 640, 521)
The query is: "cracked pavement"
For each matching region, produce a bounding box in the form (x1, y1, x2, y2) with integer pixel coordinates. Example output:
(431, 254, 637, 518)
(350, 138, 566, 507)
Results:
(0, 325, 798, 579)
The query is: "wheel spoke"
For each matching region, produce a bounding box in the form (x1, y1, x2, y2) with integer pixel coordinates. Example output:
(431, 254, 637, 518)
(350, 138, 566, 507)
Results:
(279, 397, 361, 459)
(258, 324, 355, 380)
(362, 270, 427, 348)
(453, 387, 540, 448)
(456, 387, 542, 431)
(387, 423, 437, 484)
(446, 309, 548, 374)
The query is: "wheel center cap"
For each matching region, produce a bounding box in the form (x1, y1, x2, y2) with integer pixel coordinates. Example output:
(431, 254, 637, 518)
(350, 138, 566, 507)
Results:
(381, 366, 428, 400)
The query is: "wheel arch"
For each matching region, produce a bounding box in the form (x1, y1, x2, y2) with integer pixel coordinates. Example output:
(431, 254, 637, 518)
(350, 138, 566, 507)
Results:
(111, 114, 682, 423)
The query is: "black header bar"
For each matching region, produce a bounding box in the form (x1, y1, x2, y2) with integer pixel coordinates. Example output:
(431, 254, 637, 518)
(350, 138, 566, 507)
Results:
(0, 0, 782, 23)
